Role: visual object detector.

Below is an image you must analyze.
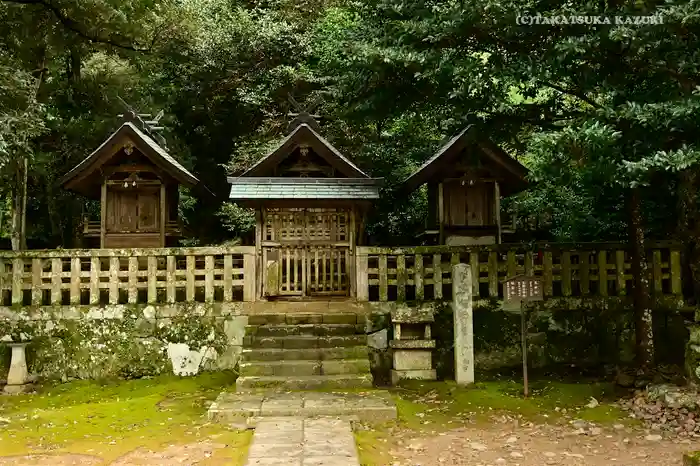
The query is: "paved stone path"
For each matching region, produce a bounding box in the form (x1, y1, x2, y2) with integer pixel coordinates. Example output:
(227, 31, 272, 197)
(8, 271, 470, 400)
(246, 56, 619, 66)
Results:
(208, 390, 397, 426)
(245, 417, 359, 466)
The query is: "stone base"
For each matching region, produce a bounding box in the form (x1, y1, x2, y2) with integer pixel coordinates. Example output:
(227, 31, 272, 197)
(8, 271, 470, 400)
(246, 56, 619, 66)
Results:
(392, 349, 433, 371)
(391, 369, 436, 385)
(208, 391, 397, 426)
(3, 384, 32, 395)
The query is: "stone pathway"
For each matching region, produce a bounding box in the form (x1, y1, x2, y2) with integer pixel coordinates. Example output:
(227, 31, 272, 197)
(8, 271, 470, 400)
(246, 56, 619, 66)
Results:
(245, 417, 359, 466)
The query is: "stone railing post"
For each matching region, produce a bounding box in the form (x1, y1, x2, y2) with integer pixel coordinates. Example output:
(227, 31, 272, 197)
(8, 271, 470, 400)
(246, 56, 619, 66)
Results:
(453, 263, 474, 385)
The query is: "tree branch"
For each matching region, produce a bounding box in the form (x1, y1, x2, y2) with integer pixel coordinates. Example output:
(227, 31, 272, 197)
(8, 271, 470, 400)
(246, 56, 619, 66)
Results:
(3, 0, 155, 52)
(538, 81, 602, 109)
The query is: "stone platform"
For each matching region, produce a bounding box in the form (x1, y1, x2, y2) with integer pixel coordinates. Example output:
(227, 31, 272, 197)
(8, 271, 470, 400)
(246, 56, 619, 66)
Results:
(207, 391, 397, 427)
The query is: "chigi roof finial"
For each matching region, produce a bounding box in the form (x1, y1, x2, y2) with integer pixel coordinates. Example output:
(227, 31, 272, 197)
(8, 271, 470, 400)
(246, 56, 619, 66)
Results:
(116, 96, 168, 149)
(286, 94, 323, 134)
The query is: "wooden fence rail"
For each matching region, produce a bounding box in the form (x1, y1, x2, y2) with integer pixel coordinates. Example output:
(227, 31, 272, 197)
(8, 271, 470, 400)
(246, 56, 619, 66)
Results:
(0, 246, 256, 306)
(356, 243, 683, 302)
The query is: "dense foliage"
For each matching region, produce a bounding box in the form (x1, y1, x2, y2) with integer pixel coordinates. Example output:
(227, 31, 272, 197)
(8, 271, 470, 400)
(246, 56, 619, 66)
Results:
(1, 0, 699, 367)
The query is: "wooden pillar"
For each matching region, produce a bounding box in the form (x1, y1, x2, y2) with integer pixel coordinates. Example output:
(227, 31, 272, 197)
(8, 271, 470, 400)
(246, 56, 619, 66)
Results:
(160, 183, 166, 247)
(100, 181, 107, 248)
(349, 207, 356, 297)
(494, 181, 502, 244)
(438, 182, 445, 245)
(255, 208, 263, 300)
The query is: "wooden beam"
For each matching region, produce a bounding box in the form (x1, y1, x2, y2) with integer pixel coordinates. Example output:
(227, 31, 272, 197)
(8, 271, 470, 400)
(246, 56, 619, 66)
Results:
(160, 183, 166, 247)
(100, 181, 107, 248)
(349, 208, 356, 297)
(438, 182, 445, 245)
(495, 181, 501, 244)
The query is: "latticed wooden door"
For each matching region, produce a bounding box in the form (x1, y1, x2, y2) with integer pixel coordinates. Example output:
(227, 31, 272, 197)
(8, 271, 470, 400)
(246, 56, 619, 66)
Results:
(261, 208, 352, 297)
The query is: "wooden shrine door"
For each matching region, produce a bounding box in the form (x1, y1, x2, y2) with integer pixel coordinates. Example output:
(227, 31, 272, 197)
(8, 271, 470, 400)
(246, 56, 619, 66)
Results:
(261, 208, 353, 297)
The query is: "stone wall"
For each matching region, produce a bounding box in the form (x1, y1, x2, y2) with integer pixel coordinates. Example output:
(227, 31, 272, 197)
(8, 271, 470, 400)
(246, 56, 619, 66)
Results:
(430, 300, 689, 379)
(0, 303, 247, 381)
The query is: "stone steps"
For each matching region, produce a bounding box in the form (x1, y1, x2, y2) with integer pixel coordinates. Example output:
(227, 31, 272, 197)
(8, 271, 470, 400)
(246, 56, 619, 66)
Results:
(236, 374, 373, 391)
(243, 335, 367, 349)
(247, 324, 364, 337)
(236, 312, 373, 392)
(242, 346, 369, 362)
(208, 391, 397, 426)
(239, 359, 370, 377)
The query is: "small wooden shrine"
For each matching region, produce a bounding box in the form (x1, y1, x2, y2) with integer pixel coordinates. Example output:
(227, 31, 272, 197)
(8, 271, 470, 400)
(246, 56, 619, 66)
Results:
(228, 106, 383, 299)
(59, 111, 206, 248)
(402, 126, 528, 245)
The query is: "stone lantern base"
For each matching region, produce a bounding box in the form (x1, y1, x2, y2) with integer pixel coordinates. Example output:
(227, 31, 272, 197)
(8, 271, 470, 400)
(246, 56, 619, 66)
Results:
(4, 342, 31, 395)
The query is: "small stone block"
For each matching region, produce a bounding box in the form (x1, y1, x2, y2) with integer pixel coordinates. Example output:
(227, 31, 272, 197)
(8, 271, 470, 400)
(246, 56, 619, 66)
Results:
(251, 337, 285, 349)
(240, 363, 275, 377)
(391, 369, 436, 385)
(283, 336, 320, 349)
(287, 313, 323, 325)
(302, 456, 358, 466)
(392, 350, 433, 371)
(322, 314, 358, 325)
(321, 359, 370, 375)
(319, 335, 366, 348)
(249, 314, 287, 325)
(389, 339, 435, 349)
(248, 442, 303, 458)
(314, 324, 363, 336)
(390, 306, 435, 323)
(320, 346, 369, 360)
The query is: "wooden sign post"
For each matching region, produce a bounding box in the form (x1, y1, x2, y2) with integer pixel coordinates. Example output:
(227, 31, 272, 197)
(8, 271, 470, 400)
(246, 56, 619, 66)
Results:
(503, 274, 543, 398)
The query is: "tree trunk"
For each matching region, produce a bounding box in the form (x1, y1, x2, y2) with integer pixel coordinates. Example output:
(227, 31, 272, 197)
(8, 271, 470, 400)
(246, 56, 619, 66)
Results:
(628, 187, 654, 370)
(10, 157, 28, 251)
(9, 46, 47, 251)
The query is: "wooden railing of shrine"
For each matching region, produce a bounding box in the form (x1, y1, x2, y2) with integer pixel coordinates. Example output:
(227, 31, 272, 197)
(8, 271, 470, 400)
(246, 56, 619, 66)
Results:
(0, 246, 256, 307)
(0, 242, 684, 308)
(355, 242, 683, 303)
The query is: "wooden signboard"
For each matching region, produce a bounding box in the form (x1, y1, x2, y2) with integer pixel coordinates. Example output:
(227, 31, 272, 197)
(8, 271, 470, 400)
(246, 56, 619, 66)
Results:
(502, 274, 543, 398)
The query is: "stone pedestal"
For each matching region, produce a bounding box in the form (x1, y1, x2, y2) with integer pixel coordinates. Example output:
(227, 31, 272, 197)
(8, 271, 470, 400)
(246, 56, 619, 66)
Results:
(389, 307, 436, 385)
(4, 342, 30, 395)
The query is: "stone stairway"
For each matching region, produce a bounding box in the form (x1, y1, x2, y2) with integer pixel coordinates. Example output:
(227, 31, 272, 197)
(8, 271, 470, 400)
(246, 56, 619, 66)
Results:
(236, 313, 373, 391)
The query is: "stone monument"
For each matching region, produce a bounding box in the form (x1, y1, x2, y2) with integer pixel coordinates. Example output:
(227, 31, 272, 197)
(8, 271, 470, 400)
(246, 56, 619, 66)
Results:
(390, 306, 436, 384)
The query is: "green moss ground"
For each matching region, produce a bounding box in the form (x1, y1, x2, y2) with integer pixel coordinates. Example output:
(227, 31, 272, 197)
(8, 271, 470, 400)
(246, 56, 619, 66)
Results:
(356, 378, 637, 466)
(0, 372, 251, 464)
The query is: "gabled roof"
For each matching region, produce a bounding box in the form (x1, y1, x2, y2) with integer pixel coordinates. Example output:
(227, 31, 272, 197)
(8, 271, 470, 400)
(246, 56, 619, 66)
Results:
(402, 125, 529, 195)
(228, 177, 382, 200)
(59, 122, 200, 197)
(241, 123, 368, 178)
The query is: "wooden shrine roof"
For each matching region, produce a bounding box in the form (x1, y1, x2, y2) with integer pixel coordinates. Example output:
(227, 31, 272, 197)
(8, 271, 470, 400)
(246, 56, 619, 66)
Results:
(228, 177, 382, 200)
(402, 125, 529, 195)
(59, 122, 201, 197)
(240, 123, 369, 178)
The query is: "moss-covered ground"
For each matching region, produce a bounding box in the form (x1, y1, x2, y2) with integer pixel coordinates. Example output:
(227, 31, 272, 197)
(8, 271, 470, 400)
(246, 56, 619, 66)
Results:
(356, 377, 638, 466)
(0, 372, 251, 465)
